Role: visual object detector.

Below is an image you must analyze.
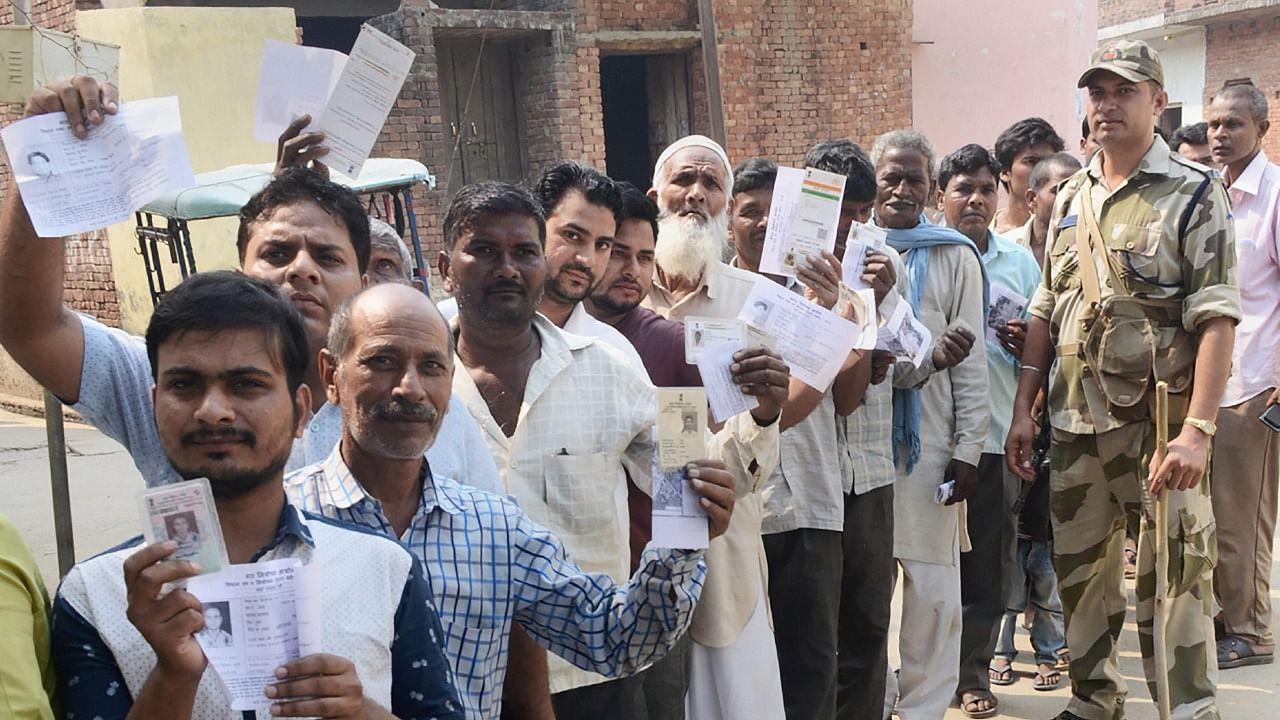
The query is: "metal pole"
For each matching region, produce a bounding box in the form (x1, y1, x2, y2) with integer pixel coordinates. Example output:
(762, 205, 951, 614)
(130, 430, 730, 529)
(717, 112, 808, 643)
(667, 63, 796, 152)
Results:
(43, 391, 75, 578)
(696, 0, 727, 147)
(13, 0, 75, 579)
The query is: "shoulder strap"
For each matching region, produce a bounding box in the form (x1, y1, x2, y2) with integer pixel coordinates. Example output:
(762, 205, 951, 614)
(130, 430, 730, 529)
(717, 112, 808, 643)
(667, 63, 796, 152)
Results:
(1177, 176, 1212, 248)
(1078, 185, 1131, 301)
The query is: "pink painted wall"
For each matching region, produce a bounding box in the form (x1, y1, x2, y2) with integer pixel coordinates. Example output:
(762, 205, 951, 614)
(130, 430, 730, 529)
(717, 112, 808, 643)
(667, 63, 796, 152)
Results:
(911, 0, 1098, 164)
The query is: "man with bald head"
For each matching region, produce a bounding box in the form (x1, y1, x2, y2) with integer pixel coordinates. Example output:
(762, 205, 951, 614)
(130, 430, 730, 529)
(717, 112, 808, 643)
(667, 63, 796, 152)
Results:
(287, 282, 742, 719)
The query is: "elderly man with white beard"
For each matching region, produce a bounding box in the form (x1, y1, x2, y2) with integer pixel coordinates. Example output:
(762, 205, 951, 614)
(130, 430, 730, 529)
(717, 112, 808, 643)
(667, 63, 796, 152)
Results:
(643, 135, 787, 720)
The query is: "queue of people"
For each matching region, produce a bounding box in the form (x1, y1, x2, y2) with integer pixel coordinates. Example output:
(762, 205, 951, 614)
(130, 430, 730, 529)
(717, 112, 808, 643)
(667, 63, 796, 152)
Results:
(0, 37, 1277, 720)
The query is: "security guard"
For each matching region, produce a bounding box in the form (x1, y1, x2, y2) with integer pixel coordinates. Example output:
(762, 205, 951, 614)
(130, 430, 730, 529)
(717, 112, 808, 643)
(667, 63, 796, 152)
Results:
(1006, 40, 1240, 720)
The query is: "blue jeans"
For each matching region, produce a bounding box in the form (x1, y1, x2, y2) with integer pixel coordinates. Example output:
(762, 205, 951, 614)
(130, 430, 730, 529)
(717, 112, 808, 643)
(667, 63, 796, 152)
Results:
(994, 538, 1065, 666)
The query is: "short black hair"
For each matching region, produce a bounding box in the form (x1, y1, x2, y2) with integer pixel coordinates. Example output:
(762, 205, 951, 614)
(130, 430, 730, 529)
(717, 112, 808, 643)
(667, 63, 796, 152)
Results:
(1028, 152, 1083, 191)
(1081, 116, 1090, 140)
(237, 168, 371, 273)
(27, 151, 49, 162)
(1169, 122, 1209, 152)
(442, 181, 546, 251)
(804, 139, 876, 203)
(145, 271, 309, 396)
(615, 181, 658, 242)
(938, 143, 1002, 192)
(732, 158, 778, 196)
(534, 161, 623, 224)
(994, 118, 1066, 189)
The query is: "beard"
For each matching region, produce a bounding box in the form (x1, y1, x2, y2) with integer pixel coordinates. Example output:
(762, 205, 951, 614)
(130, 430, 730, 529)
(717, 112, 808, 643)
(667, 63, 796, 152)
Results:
(654, 210, 730, 284)
(544, 260, 596, 304)
(170, 426, 292, 501)
(589, 290, 641, 317)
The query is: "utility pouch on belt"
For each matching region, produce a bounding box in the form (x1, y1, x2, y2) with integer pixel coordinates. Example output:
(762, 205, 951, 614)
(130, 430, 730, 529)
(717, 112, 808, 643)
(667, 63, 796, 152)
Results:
(1074, 188, 1193, 424)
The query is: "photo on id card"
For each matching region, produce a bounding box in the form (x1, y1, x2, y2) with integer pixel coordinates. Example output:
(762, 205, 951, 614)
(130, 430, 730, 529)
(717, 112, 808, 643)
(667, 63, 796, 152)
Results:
(656, 387, 707, 470)
(139, 478, 229, 575)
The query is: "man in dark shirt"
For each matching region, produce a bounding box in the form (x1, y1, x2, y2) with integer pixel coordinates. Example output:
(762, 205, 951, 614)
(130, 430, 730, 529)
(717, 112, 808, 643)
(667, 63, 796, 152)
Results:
(588, 184, 703, 388)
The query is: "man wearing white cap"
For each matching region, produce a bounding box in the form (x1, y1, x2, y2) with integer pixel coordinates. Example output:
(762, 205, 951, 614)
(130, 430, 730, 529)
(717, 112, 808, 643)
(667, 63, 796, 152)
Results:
(644, 135, 787, 720)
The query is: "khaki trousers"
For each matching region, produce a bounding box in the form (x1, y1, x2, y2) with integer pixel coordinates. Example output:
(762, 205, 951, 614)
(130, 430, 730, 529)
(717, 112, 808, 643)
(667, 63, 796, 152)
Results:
(1210, 389, 1280, 647)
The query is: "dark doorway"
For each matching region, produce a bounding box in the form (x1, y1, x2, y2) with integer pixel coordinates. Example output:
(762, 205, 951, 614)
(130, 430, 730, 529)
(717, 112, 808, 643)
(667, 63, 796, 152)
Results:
(601, 53, 692, 190)
(297, 16, 363, 54)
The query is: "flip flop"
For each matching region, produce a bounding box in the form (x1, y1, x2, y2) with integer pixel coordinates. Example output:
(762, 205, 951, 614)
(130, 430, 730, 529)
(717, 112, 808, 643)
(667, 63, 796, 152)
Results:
(989, 658, 1016, 686)
(1034, 664, 1061, 691)
(1218, 635, 1275, 669)
(957, 690, 998, 719)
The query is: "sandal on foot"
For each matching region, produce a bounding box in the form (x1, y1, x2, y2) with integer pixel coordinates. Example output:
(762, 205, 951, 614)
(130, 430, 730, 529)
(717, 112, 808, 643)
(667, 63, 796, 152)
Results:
(989, 658, 1016, 686)
(1034, 663, 1061, 691)
(1218, 635, 1275, 669)
(1054, 648, 1071, 672)
(958, 690, 999, 719)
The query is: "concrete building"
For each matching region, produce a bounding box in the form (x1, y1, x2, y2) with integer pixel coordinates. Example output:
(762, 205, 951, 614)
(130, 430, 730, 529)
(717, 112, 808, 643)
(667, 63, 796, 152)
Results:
(1099, 0, 1280, 158)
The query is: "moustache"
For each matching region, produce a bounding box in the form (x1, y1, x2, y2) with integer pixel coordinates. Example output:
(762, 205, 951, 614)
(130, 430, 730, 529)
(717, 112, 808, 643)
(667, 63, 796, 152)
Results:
(372, 399, 440, 424)
(182, 427, 256, 446)
(558, 261, 596, 281)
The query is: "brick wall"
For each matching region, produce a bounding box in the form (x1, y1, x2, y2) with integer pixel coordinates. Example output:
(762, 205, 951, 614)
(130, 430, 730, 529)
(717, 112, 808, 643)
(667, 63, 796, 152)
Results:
(1204, 12, 1280, 159)
(0, 0, 120, 326)
(1099, 0, 1170, 27)
(715, 0, 914, 166)
(372, 0, 913, 289)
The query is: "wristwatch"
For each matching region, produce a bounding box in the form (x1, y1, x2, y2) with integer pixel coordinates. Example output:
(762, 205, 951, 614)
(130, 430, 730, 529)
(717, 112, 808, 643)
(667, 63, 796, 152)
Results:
(1183, 416, 1217, 437)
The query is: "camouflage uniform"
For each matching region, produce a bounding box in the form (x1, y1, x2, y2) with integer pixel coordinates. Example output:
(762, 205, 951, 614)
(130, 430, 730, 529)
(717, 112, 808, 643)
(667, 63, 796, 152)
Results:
(1030, 78, 1241, 718)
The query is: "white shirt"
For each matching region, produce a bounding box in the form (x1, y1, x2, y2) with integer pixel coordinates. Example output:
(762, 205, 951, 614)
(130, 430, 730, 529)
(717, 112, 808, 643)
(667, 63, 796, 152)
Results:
(1222, 150, 1280, 406)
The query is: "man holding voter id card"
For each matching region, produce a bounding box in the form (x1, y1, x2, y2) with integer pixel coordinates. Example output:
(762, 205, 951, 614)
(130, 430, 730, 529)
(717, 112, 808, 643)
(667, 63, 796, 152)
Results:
(51, 272, 464, 720)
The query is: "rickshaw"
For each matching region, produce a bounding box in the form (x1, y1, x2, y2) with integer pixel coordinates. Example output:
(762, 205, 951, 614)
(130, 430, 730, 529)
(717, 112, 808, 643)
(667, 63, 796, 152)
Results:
(133, 158, 436, 305)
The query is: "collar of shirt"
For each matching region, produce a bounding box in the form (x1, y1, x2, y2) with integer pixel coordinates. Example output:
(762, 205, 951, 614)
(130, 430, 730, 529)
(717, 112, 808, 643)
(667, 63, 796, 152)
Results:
(652, 261, 730, 304)
(1231, 149, 1270, 198)
(1087, 134, 1173, 188)
(247, 496, 316, 562)
(316, 444, 466, 519)
(981, 229, 1025, 264)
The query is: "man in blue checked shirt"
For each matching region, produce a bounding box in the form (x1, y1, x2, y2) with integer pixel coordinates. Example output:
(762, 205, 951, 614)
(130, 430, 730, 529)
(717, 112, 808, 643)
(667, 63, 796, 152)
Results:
(286, 282, 739, 719)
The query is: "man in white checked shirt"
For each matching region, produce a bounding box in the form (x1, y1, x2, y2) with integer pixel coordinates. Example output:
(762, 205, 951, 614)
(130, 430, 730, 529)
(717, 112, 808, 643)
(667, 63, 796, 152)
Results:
(286, 282, 743, 719)
(434, 181, 785, 717)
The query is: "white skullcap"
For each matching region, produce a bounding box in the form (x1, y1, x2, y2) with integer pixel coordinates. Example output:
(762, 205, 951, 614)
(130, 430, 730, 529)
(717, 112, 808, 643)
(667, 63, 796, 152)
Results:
(651, 134, 734, 191)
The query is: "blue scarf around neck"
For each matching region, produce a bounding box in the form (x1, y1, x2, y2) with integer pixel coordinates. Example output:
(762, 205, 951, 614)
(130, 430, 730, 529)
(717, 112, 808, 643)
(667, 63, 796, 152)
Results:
(883, 218, 990, 474)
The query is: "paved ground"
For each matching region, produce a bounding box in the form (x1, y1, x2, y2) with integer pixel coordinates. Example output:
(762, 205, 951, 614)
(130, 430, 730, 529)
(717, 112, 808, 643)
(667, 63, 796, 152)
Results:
(2, 408, 1276, 717)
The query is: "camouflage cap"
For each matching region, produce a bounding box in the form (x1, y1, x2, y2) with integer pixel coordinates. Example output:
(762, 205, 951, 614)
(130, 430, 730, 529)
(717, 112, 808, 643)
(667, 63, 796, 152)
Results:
(1077, 39, 1164, 88)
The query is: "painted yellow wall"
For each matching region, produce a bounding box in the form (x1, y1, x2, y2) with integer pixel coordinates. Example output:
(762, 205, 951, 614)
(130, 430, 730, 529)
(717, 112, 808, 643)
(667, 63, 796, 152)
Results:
(76, 7, 297, 334)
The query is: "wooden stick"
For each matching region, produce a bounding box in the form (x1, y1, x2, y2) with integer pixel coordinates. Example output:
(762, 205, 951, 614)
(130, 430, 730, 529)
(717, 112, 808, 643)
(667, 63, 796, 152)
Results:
(1153, 380, 1171, 720)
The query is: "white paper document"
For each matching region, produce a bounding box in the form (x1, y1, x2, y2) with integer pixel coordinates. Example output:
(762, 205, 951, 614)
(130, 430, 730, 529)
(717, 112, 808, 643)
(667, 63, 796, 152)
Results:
(188, 558, 322, 712)
(1, 96, 195, 237)
(253, 39, 348, 143)
(840, 221, 888, 291)
(695, 338, 760, 423)
(835, 285, 879, 351)
(316, 24, 416, 178)
(986, 282, 1029, 345)
(736, 276, 861, 391)
(651, 389, 710, 550)
(876, 301, 933, 368)
(759, 166, 847, 277)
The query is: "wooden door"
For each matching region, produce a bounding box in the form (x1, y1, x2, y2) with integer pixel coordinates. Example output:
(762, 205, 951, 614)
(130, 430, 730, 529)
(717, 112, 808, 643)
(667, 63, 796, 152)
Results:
(645, 54, 692, 165)
(436, 38, 526, 190)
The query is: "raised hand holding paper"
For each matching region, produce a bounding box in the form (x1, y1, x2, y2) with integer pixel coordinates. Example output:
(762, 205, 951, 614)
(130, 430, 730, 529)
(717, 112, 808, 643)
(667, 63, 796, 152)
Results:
(696, 338, 760, 423)
(876, 300, 933, 367)
(653, 389, 710, 549)
(736, 275, 861, 390)
(840, 221, 888, 291)
(253, 39, 348, 143)
(315, 24, 416, 178)
(759, 166, 847, 277)
(1, 96, 194, 237)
